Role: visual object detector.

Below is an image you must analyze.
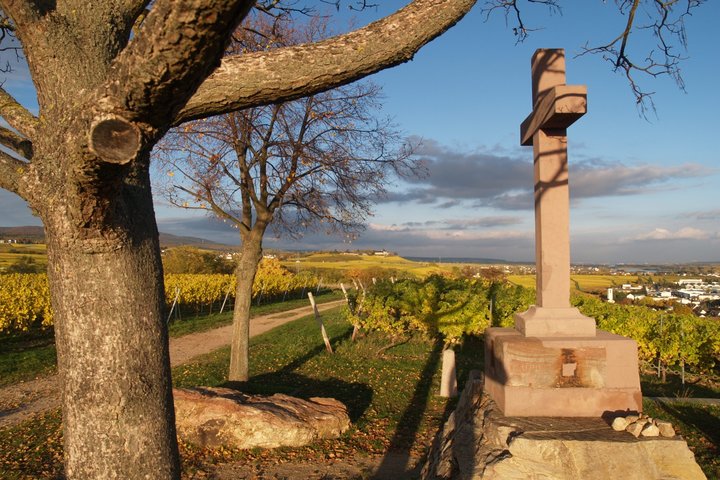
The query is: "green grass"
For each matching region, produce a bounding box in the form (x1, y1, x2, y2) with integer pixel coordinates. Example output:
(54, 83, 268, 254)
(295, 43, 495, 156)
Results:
(0, 409, 63, 479)
(1, 310, 718, 479)
(0, 291, 343, 388)
(172, 311, 482, 474)
(641, 371, 720, 399)
(166, 289, 343, 338)
(643, 399, 720, 479)
(507, 273, 645, 292)
(0, 244, 48, 270)
(282, 253, 448, 277)
(0, 332, 57, 388)
(0, 309, 483, 478)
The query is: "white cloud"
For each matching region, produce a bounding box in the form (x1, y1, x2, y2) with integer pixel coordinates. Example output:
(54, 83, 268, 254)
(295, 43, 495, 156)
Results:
(627, 227, 711, 241)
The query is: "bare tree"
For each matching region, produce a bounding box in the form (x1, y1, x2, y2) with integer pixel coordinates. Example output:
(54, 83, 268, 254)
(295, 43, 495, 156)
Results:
(0, 1, 474, 478)
(156, 16, 422, 382)
(0, 0, 707, 476)
(483, 0, 705, 115)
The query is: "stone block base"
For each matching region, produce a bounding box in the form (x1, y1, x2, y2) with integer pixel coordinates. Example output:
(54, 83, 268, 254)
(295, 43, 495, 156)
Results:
(421, 372, 706, 480)
(484, 328, 642, 417)
(515, 305, 597, 337)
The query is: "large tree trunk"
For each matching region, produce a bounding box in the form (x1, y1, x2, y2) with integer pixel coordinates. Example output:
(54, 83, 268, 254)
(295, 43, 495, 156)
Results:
(41, 152, 180, 479)
(0, 3, 475, 478)
(228, 230, 265, 381)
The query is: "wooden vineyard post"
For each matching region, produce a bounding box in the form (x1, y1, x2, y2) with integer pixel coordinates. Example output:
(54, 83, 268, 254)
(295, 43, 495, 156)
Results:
(166, 286, 181, 324)
(341, 282, 360, 341)
(340, 282, 350, 304)
(440, 347, 458, 398)
(219, 288, 231, 314)
(308, 292, 334, 354)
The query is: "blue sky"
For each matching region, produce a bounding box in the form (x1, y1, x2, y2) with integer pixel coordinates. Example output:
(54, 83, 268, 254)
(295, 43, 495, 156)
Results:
(2, 2, 719, 263)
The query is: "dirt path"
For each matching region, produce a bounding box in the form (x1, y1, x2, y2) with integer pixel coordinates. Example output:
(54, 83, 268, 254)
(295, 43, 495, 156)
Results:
(0, 300, 345, 430)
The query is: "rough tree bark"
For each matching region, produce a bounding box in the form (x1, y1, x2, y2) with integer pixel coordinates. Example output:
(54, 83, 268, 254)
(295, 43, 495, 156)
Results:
(0, 0, 476, 478)
(229, 225, 267, 382)
(45, 154, 180, 478)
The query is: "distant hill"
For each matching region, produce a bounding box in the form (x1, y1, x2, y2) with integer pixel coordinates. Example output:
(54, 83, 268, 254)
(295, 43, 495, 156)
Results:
(0, 226, 45, 242)
(0, 226, 228, 250)
(158, 232, 229, 250)
(406, 256, 527, 265)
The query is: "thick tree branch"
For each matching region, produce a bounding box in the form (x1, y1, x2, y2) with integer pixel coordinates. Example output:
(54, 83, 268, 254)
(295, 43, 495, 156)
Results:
(0, 125, 32, 158)
(175, 0, 477, 123)
(0, 86, 38, 139)
(95, 0, 255, 135)
(0, 148, 28, 196)
(0, 0, 40, 28)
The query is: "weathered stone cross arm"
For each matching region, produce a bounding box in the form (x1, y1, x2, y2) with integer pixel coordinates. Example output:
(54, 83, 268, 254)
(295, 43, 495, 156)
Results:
(520, 85, 587, 147)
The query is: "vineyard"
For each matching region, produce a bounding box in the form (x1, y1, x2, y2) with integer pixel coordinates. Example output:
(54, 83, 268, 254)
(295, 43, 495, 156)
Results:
(0, 258, 321, 333)
(349, 276, 720, 378)
(3, 264, 719, 379)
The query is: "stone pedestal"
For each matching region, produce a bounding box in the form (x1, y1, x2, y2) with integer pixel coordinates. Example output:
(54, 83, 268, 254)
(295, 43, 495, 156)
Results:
(514, 305, 596, 337)
(421, 373, 706, 480)
(481, 48, 644, 418)
(484, 327, 642, 417)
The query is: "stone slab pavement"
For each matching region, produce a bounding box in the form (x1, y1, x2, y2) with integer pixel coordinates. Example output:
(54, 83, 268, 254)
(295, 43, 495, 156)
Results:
(0, 299, 346, 429)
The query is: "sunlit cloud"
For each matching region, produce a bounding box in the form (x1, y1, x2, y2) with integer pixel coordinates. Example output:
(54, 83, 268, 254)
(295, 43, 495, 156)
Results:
(625, 227, 711, 242)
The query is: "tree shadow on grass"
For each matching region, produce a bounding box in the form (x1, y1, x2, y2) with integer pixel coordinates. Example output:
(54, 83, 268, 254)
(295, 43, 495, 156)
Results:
(224, 326, 373, 422)
(372, 337, 444, 479)
(641, 373, 720, 399)
(227, 371, 372, 423)
(655, 401, 720, 447)
(415, 335, 486, 480)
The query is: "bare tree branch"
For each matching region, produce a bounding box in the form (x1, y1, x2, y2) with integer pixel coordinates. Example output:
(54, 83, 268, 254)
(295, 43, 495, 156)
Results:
(156, 12, 422, 241)
(482, 0, 560, 42)
(0, 148, 28, 196)
(174, 0, 477, 124)
(0, 85, 38, 138)
(0, 10, 23, 69)
(0, 124, 32, 158)
(0, 0, 40, 28)
(485, 0, 705, 114)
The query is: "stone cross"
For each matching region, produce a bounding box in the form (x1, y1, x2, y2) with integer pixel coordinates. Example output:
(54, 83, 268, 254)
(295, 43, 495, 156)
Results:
(516, 49, 595, 337)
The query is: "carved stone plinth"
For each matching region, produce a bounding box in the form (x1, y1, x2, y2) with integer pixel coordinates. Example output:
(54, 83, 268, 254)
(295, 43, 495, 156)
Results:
(484, 328, 642, 417)
(421, 373, 705, 480)
(514, 305, 596, 337)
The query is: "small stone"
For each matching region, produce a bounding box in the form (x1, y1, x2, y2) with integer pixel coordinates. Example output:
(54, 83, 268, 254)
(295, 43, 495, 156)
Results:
(636, 417, 649, 427)
(626, 422, 644, 438)
(656, 420, 676, 437)
(641, 423, 660, 437)
(625, 415, 639, 424)
(611, 417, 629, 431)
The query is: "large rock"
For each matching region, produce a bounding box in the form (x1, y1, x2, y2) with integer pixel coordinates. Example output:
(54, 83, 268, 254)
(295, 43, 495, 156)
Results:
(173, 387, 350, 449)
(422, 372, 707, 480)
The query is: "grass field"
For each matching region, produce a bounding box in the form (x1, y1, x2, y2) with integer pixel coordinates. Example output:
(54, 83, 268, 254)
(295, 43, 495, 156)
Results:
(0, 243, 47, 270)
(0, 290, 343, 388)
(282, 253, 448, 277)
(507, 273, 646, 292)
(1, 310, 717, 479)
(0, 309, 484, 478)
